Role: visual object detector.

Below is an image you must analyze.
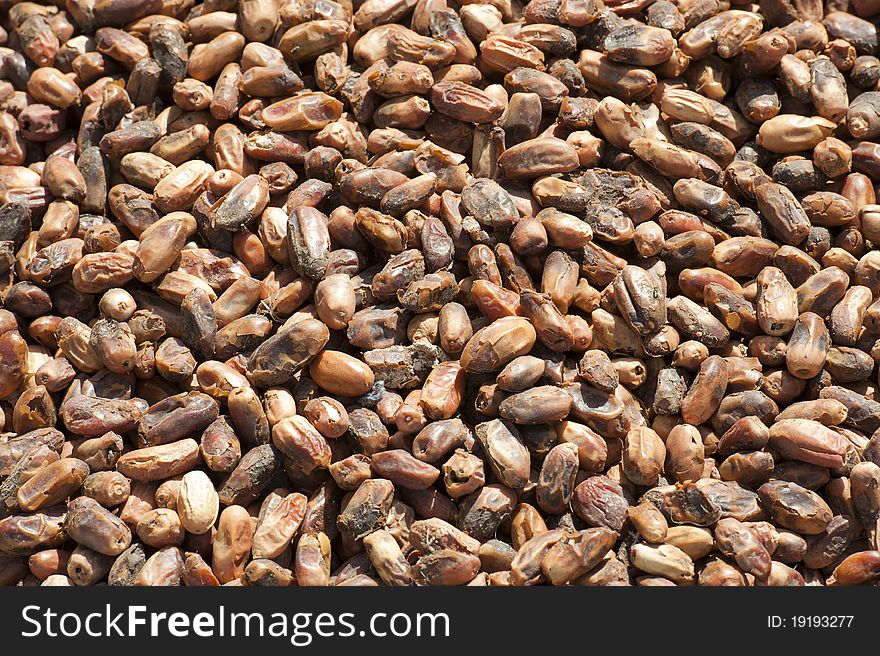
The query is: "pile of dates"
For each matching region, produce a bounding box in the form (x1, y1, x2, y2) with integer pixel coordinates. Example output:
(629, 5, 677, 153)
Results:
(1, 0, 880, 585)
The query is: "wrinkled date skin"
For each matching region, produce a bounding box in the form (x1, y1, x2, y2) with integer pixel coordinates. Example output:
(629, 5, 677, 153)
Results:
(60, 396, 144, 437)
(0, 0, 880, 589)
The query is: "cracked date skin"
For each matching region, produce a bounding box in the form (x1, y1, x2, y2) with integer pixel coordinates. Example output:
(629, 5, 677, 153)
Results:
(218, 445, 280, 507)
(572, 476, 630, 531)
(337, 479, 395, 542)
(246, 318, 330, 387)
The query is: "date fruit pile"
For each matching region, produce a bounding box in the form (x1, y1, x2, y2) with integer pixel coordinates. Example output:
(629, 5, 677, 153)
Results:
(1, 0, 880, 587)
